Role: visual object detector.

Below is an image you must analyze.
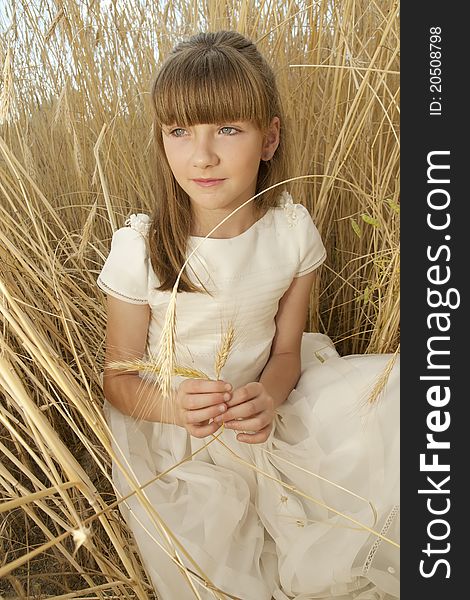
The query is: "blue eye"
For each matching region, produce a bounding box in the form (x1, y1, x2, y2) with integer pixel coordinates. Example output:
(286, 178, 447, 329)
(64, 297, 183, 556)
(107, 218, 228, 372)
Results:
(220, 126, 238, 135)
(170, 128, 186, 137)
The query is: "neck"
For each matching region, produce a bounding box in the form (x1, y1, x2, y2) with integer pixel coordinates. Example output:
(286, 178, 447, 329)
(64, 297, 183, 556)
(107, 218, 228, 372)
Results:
(190, 203, 263, 239)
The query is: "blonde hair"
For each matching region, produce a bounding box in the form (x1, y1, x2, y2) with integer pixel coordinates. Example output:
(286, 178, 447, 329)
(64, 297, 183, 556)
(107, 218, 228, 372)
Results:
(148, 30, 290, 291)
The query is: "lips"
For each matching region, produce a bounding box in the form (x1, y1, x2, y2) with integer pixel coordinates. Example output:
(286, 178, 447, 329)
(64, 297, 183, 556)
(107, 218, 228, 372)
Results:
(192, 178, 225, 187)
(193, 178, 224, 182)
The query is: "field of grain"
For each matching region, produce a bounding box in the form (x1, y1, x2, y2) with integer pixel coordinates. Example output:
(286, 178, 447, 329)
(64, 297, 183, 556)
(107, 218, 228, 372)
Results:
(0, 1, 399, 597)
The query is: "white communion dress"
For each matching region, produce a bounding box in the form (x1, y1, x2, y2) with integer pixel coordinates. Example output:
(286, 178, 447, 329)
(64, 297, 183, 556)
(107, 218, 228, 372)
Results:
(96, 193, 399, 600)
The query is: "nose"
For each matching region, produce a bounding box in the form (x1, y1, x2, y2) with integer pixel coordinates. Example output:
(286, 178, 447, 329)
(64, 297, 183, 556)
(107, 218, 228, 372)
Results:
(191, 132, 219, 169)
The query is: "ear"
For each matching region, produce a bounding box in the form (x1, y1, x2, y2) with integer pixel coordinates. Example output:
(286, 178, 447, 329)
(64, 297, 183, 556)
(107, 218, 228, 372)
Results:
(261, 116, 280, 161)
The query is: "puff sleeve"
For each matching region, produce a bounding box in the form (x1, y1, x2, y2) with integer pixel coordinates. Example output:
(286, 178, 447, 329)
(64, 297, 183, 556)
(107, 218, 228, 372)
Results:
(293, 204, 327, 277)
(96, 214, 151, 304)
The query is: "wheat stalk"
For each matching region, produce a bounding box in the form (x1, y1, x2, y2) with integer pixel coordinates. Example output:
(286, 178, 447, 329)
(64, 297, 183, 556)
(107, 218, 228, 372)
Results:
(214, 322, 235, 380)
(0, 47, 13, 123)
(76, 199, 97, 260)
(366, 344, 400, 405)
(107, 358, 209, 380)
(154, 283, 178, 400)
(44, 7, 66, 44)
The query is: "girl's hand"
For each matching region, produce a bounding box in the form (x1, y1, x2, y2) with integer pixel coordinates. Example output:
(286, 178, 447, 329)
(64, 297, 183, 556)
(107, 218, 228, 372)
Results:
(213, 382, 275, 444)
(176, 378, 232, 438)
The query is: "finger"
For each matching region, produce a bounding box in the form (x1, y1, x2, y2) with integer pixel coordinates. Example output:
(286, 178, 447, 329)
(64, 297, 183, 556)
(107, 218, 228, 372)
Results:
(181, 379, 232, 395)
(185, 401, 228, 425)
(190, 418, 224, 438)
(213, 397, 261, 423)
(236, 423, 273, 444)
(226, 384, 255, 408)
(183, 391, 231, 410)
(223, 412, 267, 431)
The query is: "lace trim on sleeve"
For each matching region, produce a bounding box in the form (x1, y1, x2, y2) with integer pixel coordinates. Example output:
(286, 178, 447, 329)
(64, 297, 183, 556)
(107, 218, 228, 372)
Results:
(294, 249, 327, 277)
(97, 276, 148, 304)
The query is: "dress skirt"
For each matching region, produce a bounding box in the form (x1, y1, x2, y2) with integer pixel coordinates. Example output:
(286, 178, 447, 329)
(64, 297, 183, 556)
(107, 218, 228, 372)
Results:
(103, 332, 399, 600)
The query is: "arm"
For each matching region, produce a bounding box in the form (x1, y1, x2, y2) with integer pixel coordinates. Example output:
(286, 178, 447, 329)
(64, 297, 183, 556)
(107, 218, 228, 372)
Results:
(259, 270, 316, 410)
(102, 295, 231, 429)
(102, 295, 169, 422)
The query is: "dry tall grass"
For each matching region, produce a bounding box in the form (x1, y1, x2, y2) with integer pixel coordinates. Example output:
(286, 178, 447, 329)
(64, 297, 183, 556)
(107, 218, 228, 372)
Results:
(0, 1, 399, 597)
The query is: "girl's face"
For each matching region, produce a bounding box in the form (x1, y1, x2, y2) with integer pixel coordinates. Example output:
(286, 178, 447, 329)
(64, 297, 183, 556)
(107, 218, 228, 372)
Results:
(161, 118, 279, 220)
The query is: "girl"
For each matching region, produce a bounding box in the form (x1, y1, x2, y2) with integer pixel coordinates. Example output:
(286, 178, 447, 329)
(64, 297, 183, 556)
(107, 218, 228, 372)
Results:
(97, 31, 399, 600)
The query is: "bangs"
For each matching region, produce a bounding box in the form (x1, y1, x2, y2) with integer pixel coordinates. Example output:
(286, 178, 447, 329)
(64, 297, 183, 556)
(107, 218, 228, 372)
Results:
(152, 47, 272, 129)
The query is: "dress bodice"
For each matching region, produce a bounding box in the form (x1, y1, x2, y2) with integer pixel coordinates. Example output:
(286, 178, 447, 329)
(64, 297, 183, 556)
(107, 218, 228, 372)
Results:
(97, 193, 326, 388)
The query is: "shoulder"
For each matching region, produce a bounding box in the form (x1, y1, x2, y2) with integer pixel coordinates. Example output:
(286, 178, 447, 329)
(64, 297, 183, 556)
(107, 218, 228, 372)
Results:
(269, 191, 326, 276)
(123, 213, 152, 237)
(96, 213, 152, 304)
(112, 213, 151, 241)
(110, 213, 151, 252)
(270, 191, 319, 231)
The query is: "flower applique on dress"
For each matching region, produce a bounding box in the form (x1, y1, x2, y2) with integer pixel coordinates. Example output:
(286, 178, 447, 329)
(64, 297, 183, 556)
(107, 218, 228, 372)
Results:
(279, 190, 302, 228)
(124, 213, 151, 237)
